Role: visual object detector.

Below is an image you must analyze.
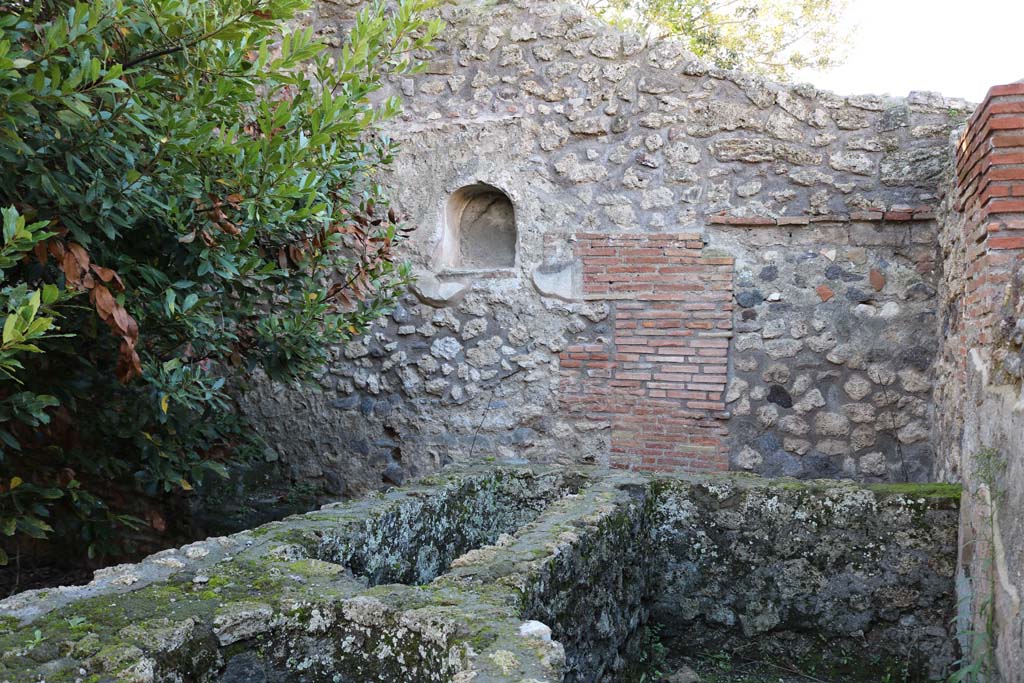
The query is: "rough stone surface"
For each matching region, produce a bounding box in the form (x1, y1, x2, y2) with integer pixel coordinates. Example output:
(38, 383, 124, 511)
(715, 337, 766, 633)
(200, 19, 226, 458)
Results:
(722, 232, 940, 481)
(0, 468, 961, 683)
(0, 469, 579, 683)
(650, 477, 961, 681)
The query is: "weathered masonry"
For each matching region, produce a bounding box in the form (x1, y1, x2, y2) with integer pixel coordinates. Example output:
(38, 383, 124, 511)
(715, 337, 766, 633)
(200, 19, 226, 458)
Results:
(0, 467, 962, 682)
(240, 0, 968, 494)
(562, 233, 734, 472)
(232, 8, 1024, 675)
(934, 83, 1024, 683)
(230, 7, 1024, 675)
(223, 2, 1024, 680)
(16, 0, 1007, 680)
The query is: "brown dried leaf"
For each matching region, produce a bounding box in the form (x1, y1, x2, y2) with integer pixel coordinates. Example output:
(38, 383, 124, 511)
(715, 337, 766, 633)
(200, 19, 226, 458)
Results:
(33, 241, 48, 265)
(67, 242, 90, 270)
(48, 241, 65, 261)
(111, 304, 134, 338)
(221, 220, 241, 236)
(146, 509, 167, 533)
(91, 284, 117, 320)
(116, 339, 142, 384)
(90, 264, 125, 291)
(57, 468, 76, 487)
(62, 251, 84, 289)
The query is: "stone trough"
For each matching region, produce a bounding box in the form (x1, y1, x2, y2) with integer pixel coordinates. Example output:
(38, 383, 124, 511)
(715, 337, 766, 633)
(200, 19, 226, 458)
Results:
(0, 468, 960, 682)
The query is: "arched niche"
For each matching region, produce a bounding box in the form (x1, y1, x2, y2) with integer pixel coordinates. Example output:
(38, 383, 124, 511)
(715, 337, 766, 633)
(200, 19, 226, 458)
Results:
(438, 183, 517, 271)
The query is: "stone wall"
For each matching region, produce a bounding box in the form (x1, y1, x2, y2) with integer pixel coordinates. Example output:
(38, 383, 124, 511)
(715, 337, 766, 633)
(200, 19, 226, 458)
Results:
(713, 218, 941, 482)
(651, 478, 960, 680)
(236, 0, 972, 493)
(934, 82, 1024, 683)
(0, 468, 960, 682)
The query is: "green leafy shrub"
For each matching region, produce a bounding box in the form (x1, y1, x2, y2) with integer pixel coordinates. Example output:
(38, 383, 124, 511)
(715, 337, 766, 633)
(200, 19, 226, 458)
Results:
(0, 0, 440, 567)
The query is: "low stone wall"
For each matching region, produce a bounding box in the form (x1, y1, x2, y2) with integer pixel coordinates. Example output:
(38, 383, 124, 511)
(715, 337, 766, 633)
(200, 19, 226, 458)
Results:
(518, 481, 650, 681)
(650, 478, 961, 680)
(952, 356, 1024, 683)
(0, 468, 638, 683)
(0, 468, 960, 683)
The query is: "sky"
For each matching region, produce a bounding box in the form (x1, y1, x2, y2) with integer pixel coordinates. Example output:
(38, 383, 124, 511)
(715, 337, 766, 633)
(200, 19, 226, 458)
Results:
(797, 0, 1024, 103)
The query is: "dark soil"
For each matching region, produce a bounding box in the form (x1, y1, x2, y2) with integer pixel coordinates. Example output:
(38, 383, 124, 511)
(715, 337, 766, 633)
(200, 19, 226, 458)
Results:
(669, 655, 836, 683)
(0, 559, 95, 598)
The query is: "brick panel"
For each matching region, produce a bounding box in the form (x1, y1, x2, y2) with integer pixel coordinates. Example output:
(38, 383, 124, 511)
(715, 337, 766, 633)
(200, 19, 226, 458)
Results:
(561, 233, 734, 473)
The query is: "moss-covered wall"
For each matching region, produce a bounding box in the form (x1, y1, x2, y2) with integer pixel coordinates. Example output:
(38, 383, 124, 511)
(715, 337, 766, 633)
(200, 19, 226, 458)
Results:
(0, 468, 577, 683)
(0, 468, 959, 683)
(315, 468, 582, 585)
(649, 477, 961, 680)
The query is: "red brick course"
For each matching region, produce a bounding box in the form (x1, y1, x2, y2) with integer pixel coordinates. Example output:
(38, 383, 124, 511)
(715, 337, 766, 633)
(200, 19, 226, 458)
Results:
(561, 233, 733, 473)
(707, 209, 937, 227)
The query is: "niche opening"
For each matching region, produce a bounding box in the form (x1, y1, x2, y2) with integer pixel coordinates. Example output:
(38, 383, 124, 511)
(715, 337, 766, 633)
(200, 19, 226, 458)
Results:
(441, 184, 517, 271)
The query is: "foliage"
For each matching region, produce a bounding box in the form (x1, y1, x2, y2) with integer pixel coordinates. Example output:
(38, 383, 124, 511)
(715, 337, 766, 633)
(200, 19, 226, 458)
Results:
(623, 624, 668, 682)
(579, 0, 851, 81)
(0, 0, 441, 567)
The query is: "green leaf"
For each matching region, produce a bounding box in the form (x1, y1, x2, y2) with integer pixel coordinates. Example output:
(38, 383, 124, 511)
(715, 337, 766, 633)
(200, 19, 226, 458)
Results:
(25, 316, 53, 338)
(201, 461, 229, 478)
(2, 315, 18, 344)
(16, 515, 53, 540)
(41, 284, 59, 305)
(26, 290, 40, 319)
(0, 430, 21, 451)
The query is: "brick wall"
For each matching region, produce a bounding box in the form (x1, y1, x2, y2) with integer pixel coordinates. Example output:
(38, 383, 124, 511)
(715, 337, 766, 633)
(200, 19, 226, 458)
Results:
(951, 82, 1024, 372)
(561, 233, 734, 472)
